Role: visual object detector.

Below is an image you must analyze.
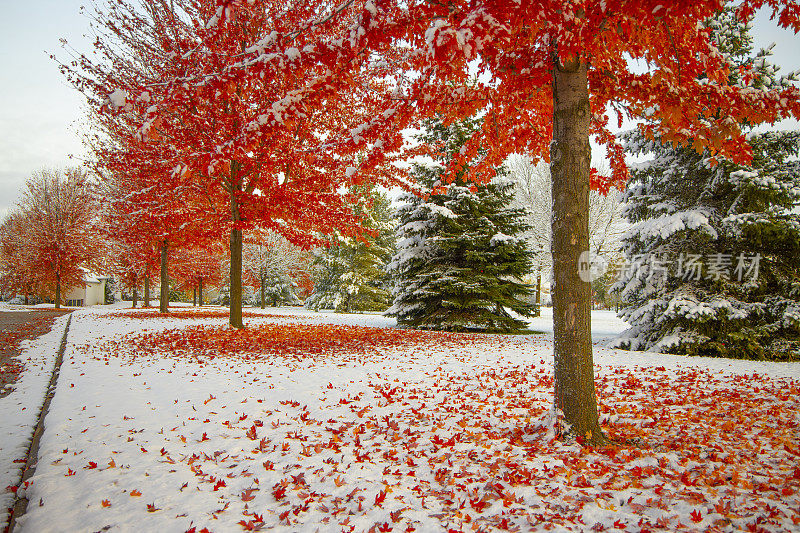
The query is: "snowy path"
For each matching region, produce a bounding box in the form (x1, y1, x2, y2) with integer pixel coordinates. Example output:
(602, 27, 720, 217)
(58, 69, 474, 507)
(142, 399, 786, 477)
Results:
(7, 306, 800, 532)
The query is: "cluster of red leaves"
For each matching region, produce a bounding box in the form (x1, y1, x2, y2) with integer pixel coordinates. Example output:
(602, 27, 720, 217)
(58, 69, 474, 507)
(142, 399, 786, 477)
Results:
(105, 310, 294, 321)
(114, 323, 484, 362)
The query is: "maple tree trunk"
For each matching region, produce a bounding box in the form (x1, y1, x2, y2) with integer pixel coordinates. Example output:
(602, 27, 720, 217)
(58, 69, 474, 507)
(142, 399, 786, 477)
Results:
(133, 288, 138, 308)
(144, 275, 151, 308)
(55, 272, 61, 309)
(24, 294, 28, 305)
(550, 56, 604, 445)
(193, 288, 196, 306)
(229, 187, 244, 328)
(260, 270, 265, 309)
(198, 277, 203, 306)
(160, 240, 169, 313)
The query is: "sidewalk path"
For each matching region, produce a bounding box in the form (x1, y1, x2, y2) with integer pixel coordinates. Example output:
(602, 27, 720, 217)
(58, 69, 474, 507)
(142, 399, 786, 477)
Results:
(0, 311, 72, 533)
(1, 310, 72, 398)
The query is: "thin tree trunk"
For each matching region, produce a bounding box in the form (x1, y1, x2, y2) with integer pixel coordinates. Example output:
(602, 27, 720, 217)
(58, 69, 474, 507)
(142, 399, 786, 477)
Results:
(229, 183, 244, 328)
(260, 270, 266, 309)
(535, 272, 542, 317)
(198, 277, 203, 306)
(160, 240, 169, 313)
(536, 273, 542, 304)
(55, 272, 61, 309)
(24, 294, 28, 305)
(550, 55, 603, 445)
(193, 288, 196, 306)
(133, 288, 138, 309)
(144, 275, 151, 308)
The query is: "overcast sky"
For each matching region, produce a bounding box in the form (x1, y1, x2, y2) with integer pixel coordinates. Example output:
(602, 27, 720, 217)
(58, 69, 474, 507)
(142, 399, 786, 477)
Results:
(1, 2, 799, 219)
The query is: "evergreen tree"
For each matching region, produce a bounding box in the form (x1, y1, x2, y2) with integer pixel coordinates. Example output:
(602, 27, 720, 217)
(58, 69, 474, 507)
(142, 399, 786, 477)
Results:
(306, 186, 395, 312)
(261, 271, 301, 306)
(612, 11, 800, 360)
(387, 118, 536, 332)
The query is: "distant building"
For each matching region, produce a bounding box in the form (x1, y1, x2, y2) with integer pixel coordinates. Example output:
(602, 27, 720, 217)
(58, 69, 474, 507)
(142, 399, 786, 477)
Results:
(64, 271, 108, 307)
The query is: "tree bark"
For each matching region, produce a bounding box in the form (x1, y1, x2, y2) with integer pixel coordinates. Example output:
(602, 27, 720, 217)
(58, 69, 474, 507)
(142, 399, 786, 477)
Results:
(550, 56, 604, 445)
(55, 272, 61, 309)
(198, 277, 203, 306)
(260, 270, 266, 309)
(229, 184, 244, 328)
(144, 274, 151, 308)
(193, 288, 197, 307)
(133, 288, 138, 309)
(160, 240, 169, 313)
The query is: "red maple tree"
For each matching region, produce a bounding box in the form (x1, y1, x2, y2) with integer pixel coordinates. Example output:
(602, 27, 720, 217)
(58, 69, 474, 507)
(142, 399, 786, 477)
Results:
(15, 168, 101, 308)
(172, 244, 225, 306)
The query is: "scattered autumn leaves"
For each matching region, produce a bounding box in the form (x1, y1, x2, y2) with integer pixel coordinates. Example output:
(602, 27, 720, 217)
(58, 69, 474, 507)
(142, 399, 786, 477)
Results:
(0, 310, 70, 397)
(114, 322, 488, 362)
(66, 318, 800, 531)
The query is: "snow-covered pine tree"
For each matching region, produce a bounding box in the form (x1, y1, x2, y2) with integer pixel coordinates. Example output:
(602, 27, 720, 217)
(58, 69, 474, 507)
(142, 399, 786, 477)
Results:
(305, 186, 395, 312)
(612, 11, 800, 360)
(261, 271, 301, 306)
(387, 118, 536, 332)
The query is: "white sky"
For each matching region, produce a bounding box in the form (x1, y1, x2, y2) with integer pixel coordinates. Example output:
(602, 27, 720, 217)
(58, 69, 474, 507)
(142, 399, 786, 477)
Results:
(0, 2, 798, 219)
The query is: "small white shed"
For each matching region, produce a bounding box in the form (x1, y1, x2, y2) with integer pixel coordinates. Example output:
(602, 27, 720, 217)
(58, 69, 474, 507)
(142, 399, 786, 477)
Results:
(64, 271, 108, 307)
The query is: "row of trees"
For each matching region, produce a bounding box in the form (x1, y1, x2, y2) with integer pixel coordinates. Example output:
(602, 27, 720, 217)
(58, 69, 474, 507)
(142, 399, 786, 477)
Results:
(43, 0, 800, 442)
(0, 170, 316, 309)
(0, 125, 612, 328)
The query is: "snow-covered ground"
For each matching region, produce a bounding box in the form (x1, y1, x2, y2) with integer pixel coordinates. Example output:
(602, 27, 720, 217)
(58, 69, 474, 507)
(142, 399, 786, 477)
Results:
(0, 313, 70, 524)
(3, 305, 799, 532)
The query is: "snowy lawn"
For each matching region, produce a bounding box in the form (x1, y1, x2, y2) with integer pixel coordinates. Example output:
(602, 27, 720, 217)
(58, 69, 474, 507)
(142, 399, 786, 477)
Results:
(8, 306, 800, 532)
